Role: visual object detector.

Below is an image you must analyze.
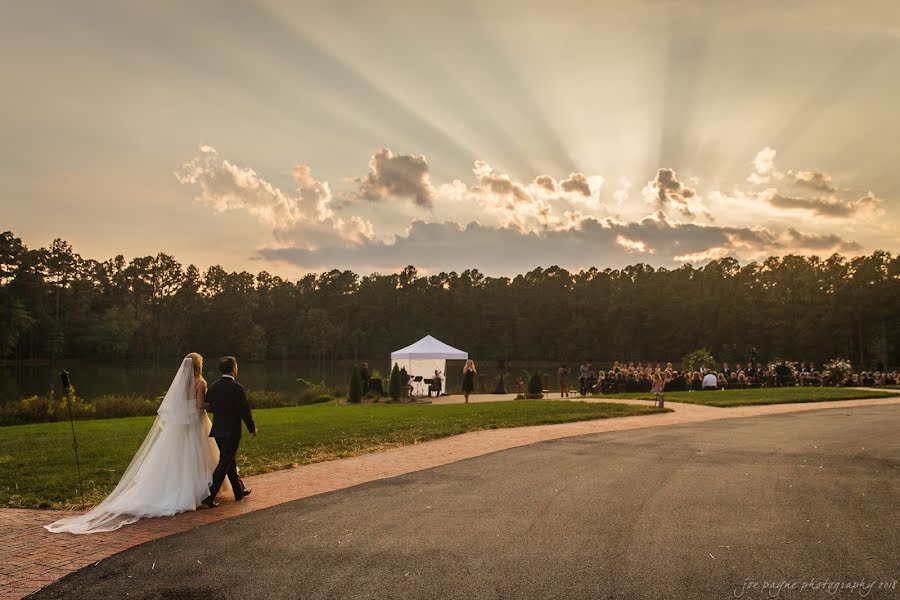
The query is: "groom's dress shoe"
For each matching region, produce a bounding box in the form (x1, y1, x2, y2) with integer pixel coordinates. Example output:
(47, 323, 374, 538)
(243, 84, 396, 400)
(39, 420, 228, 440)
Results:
(201, 496, 219, 509)
(236, 487, 252, 501)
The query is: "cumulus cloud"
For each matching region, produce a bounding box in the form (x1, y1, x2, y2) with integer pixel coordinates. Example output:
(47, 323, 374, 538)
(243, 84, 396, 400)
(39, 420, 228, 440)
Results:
(643, 168, 700, 216)
(747, 146, 784, 185)
(792, 170, 836, 193)
(533, 175, 557, 192)
(762, 189, 881, 218)
(356, 148, 436, 207)
(175, 145, 374, 247)
(469, 160, 556, 232)
(560, 172, 592, 196)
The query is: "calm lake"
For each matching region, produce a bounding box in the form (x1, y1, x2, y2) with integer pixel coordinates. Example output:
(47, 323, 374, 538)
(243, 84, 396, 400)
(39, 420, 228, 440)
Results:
(0, 359, 566, 404)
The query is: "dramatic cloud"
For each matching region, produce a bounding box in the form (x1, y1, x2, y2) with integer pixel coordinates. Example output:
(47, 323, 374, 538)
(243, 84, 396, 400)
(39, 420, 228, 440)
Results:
(175, 145, 374, 246)
(747, 146, 784, 185)
(469, 161, 556, 232)
(180, 145, 876, 275)
(533, 175, 557, 192)
(259, 216, 861, 274)
(560, 172, 592, 196)
(643, 168, 699, 216)
(615, 234, 653, 254)
(356, 148, 436, 207)
(792, 170, 836, 193)
(763, 189, 881, 218)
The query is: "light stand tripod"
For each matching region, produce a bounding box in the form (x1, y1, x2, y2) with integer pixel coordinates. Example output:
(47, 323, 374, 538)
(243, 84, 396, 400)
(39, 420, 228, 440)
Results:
(59, 370, 85, 509)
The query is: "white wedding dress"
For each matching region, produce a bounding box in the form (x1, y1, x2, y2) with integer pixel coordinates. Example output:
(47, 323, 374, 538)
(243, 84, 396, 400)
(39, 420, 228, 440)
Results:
(46, 357, 229, 534)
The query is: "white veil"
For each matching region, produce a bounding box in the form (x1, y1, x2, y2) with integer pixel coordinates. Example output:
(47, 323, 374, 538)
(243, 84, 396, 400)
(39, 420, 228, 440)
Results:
(45, 358, 211, 534)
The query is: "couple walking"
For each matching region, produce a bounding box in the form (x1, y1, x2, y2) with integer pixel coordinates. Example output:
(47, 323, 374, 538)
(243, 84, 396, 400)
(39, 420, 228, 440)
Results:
(46, 354, 257, 534)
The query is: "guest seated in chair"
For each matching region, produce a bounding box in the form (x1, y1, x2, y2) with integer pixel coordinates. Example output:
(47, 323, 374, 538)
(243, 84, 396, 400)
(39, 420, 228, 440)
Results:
(428, 370, 443, 398)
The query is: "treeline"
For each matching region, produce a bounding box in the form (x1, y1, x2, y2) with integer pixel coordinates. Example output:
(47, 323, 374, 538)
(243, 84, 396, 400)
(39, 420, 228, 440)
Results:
(1, 230, 898, 368)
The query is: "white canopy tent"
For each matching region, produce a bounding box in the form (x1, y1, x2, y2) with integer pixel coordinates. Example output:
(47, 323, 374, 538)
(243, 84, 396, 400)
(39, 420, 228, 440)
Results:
(390, 335, 468, 395)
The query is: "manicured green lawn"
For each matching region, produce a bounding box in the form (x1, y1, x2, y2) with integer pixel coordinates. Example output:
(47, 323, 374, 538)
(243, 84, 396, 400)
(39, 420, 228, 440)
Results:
(595, 387, 898, 408)
(0, 400, 667, 510)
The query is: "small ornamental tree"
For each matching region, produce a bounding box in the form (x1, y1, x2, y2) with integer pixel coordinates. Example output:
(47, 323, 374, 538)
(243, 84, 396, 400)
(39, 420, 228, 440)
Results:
(682, 348, 717, 373)
(349, 365, 363, 403)
(527, 372, 543, 396)
(389, 363, 402, 401)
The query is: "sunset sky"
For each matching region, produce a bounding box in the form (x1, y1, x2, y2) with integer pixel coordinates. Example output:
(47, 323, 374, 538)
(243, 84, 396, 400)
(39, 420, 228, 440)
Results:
(2, 0, 899, 276)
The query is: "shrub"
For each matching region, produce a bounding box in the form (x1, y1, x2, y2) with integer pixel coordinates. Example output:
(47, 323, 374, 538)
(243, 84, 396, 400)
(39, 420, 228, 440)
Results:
(91, 394, 159, 418)
(389, 363, 401, 401)
(0, 388, 335, 426)
(349, 365, 363, 403)
(247, 390, 292, 409)
(527, 372, 543, 395)
(682, 348, 717, 372)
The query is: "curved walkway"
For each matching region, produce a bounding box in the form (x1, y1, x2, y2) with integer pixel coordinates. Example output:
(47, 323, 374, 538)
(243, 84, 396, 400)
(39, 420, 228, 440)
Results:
(2, 393, 898, 599)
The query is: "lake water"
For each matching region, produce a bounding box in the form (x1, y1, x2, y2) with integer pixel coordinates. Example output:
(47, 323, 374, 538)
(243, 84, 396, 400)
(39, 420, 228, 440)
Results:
(0, 359, 566, 403)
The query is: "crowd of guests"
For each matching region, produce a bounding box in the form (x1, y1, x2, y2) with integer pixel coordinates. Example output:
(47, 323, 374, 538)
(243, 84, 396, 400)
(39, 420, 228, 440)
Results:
(552, 360, 899, 396)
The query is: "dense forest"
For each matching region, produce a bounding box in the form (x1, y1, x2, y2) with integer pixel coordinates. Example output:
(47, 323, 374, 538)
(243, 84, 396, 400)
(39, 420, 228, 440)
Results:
(1, 230, 897, 368)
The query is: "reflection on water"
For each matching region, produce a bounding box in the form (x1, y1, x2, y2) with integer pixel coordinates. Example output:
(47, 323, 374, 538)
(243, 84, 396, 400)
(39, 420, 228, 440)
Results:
(0, 359, 564, 403)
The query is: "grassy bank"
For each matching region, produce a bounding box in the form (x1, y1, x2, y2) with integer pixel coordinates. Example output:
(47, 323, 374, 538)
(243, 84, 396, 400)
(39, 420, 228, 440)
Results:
(0, 400, 667, 509)
(595, 387, 898, 407)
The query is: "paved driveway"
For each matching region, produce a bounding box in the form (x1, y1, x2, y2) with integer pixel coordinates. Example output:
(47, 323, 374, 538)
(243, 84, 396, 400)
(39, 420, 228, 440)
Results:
(33, 404, 899, 600)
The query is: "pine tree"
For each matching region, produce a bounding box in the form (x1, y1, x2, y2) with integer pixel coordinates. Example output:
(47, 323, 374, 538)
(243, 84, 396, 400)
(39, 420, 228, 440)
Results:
(389, 363, 401, 401)
(349, 365, 363, 403)
(527, 372, 543, 396)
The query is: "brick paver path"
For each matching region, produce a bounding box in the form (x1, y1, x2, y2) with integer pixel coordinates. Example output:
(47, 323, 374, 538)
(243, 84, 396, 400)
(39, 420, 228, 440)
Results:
(2, 394, 898, 599)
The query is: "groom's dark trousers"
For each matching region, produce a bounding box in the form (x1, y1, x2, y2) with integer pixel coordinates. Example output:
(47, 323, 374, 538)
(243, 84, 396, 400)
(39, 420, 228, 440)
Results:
(206, 376, 255, 499)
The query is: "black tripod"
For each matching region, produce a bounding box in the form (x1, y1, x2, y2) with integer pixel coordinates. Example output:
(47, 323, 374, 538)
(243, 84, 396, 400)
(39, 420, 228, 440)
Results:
(60, 370, 85, 509)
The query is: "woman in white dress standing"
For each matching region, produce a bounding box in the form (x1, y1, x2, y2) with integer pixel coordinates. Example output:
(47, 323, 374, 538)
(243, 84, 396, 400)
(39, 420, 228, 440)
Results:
(45, 353, 228, 534)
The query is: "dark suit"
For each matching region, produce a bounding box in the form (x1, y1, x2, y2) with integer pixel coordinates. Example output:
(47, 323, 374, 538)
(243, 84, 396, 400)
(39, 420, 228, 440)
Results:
(206, 376, 255, 499)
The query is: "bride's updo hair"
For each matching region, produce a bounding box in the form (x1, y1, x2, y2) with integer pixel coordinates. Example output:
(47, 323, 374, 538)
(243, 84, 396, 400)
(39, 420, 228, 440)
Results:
(186, 352, 204, 380)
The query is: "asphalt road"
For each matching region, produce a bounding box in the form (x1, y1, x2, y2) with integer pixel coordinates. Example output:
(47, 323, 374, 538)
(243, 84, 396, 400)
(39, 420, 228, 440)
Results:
(32, 405, 899, 600)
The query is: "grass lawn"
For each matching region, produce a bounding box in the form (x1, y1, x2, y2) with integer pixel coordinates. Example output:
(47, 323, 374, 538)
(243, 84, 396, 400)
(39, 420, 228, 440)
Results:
(595, 386, 898, 408)
(0, 400, 667, 510)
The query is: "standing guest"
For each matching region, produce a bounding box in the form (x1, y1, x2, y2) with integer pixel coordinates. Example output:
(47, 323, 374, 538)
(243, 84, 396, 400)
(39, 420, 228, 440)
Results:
(579, 362, 590, 396)
(462, 360, 477, 403)
(428, 369, 443, 398)
(360, 362, 371, 395)
(775, 361, 791, 387)
(671, 370, 686, 391)
(721, 362, 731, 377)
(558, 364, 571, 398)
(702, 371, 718, 390)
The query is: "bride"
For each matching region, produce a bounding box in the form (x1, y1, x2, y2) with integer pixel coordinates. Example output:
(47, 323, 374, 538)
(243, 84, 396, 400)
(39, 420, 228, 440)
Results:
(46, 353, 230, 534)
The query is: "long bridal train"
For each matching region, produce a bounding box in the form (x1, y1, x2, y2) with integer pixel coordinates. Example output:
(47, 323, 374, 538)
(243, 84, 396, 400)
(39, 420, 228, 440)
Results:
(45, 357, 228, 534)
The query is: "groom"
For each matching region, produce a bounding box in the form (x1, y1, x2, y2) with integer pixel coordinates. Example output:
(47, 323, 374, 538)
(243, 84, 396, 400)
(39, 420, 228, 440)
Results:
(202, 356, 256, 508)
